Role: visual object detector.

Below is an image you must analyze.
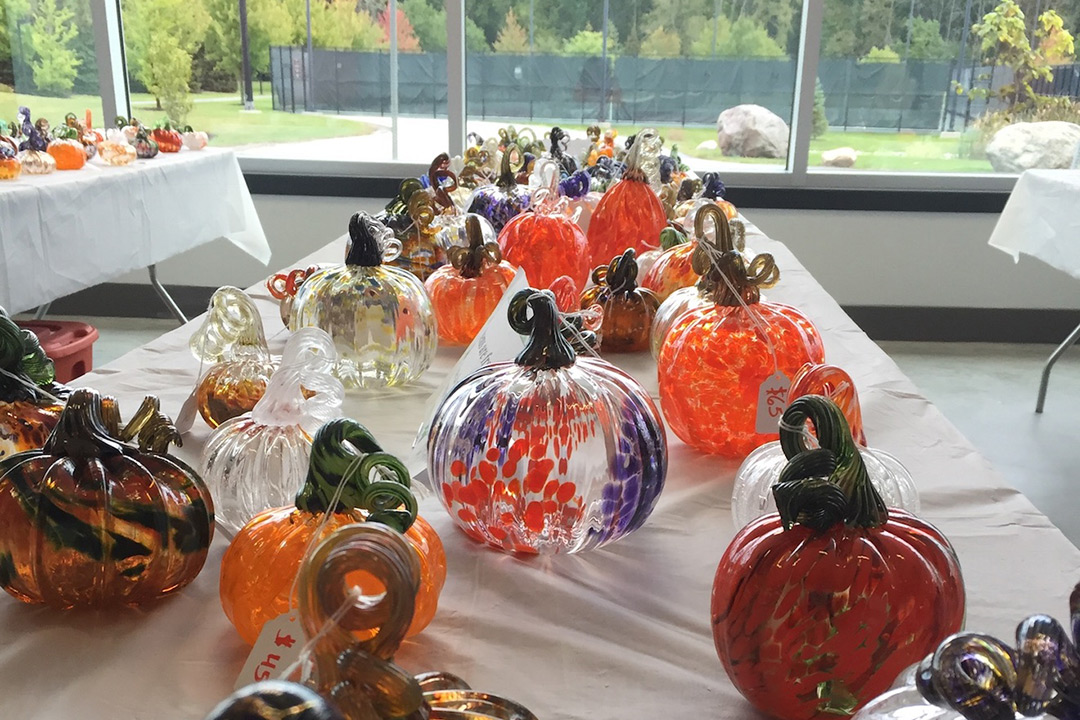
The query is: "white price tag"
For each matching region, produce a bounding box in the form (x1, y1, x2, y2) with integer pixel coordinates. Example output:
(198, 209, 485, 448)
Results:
(234, 613, 302, 690)
(173, 386, 199, 435)
(755, 370, 791, 435)
(408, 268, 531, 474)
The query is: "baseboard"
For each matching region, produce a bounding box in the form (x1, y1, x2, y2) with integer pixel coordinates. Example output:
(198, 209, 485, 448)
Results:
(42, 285, 1078, 343)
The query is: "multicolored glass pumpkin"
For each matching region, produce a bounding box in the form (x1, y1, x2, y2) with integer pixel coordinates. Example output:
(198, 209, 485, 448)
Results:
(0, 137, 20, 179)
(657, 207, 821, 458)
(190, 287, 276, 428)
(219, 418, 446, 643)
(467, 142, 531, 232)
(425, 214, 516, 345)
(15, 108, 56, 175)
(580, 249, 660, 353)
(131, 126, 159, 159)
(386, 180, 446, 282)
(732, 363, 919, 527)
(0, 388, 214, 608)
(497, 163, 590, 296)
(292, 213, 437, 390)
(200, 328, 344, 536)
(428, 290, 667, 555)
(712, 395, 965, 720)
(0, 309, 66, 459)
(586, 129, 667, 266)
(66, 111, 103, 157)
(151, 123, 183, 153)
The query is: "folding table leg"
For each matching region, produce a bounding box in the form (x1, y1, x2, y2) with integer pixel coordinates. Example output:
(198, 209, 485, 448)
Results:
(32, 302, 52, 320)
(1036, 319, 1080, 413)
(147, 264, 189, 326)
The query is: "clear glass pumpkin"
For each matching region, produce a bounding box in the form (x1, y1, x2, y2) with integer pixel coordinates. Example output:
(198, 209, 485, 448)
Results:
(190, 287, 276, 428)
(292, 213, 437, 390)
(428, 290, 667, 555)
(650, 285, 708, 359)
(200, 328, 344, 536)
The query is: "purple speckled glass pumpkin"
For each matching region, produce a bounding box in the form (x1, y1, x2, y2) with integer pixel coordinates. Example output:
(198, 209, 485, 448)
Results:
(428, 290, 667, 555)
(466, 142, 531, 233)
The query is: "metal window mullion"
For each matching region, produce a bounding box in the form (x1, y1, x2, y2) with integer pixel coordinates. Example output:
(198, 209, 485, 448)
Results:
(90, 0, 131, 123)
(446, 0, 466, 157)
(787, 0, 824, 182)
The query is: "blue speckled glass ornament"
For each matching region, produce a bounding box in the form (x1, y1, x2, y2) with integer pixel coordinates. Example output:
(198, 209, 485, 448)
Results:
(466, 142, 531, 233)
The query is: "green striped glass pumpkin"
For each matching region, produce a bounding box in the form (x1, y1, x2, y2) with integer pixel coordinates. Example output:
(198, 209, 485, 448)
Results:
(0, 388, 214, 608)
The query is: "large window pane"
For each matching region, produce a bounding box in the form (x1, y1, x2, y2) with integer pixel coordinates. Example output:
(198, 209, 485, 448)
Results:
(119, 0, 445, 163)
(814, 0, 1080, 174)
(464, 0, 803, 173)
(1, 0, 104, 134)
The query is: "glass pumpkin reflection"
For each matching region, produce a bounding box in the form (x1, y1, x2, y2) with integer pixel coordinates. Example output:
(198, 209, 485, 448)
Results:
(190, 287, 276, 428)
(291, 212, 437, 390)
(200, 328, 344, 536)
(0, 389, 214, 608)
(428, 290, 667, 555)
(580, 249, 660, 353)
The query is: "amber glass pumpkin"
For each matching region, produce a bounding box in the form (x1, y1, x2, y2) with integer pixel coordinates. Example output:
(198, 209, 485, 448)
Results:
(0, 309, 66, 460)
(387, 181, 447, 282)
(219, 418, 446, 644)
(190, 287, 276, 428)
(97, 138, 137, 166)
(586, 129, 667, 266)
(0, 388, 214, 608)
(425, 214, 516, 345)
(151, 124, 183, 153)
(712, 395, 965, 720)
(658, 206, 821, 458)
(497, 165, 590, 295)
(0, 139, 21, 180)
(580, 249, 660, 353)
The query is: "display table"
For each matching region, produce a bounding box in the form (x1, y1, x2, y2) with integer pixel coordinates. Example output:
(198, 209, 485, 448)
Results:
(0, 148, 271, 318)
(3, 221, 1078, 720)
(989, 169, 1080, 411)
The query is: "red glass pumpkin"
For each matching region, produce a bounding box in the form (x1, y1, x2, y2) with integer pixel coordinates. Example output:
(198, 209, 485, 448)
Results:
(425, 214, 516, 345)
(658, 206, 821, 457)
(712, 395, 965, 720)
(498, 193, 590, 297)
(151, 125, 183, 153)
(580, 249, 660, 353)
(586, 129, 667, 266)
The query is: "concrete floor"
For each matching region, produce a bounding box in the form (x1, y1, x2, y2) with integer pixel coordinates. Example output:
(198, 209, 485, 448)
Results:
(60, 318, 1080, 548)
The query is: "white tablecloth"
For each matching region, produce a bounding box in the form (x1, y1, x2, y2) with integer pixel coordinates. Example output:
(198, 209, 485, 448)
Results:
(0, 148, 271, 314)
(2, 222, 1079, 720)
(989, 168, 1080, 278)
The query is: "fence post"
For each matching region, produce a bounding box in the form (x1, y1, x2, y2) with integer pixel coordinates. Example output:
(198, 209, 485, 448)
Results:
(841, 59, 852, 130)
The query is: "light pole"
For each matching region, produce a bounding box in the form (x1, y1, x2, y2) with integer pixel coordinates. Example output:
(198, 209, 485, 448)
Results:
(239, 0, 255, 111)
(600, 0, 609, 122)
(305, 0, 313, 111)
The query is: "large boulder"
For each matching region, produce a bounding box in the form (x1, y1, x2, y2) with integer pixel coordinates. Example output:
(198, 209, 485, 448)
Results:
(821, 147, 857, 168)
(716, 104, 790, 159)
(986, 121, 1080, 172)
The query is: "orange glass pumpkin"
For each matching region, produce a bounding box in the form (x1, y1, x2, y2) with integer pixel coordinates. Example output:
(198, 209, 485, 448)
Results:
(219, 418, 446, 644)
(498, 173, 590, 296)
(641, 223, 696, 302)
(151, 125, 183, 153)
(425, 214, 516, 345)
(0, 389, 214, 608)
(0, 310, 65, 459)
(46, 127, 86, 170)
(586, 129, 667, 266)
(713, 395, 964, 720)
(580, 249, 660, 353)
(0, 142, 20, 180)
(658, 206, 821, 458)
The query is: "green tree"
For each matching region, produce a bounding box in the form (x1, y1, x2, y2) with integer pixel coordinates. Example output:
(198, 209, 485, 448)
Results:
(642, 0, 711, 56)
(310, 0, 382, 50)
(125, 0, 210, 123)
(861, 44, 902, 62)
(813, 77, 828, 137)
(493, 8, 528, 53)
(563, 23, 619, 56)
(27, 0, 80, 95)
(752, 0, 797, 52)
(640, 25, 682, 56)
(716, 16, 787, 57)
(204, 0, 293, 85)
(402, 0, 487, 52)
(905, 17, 953, 60)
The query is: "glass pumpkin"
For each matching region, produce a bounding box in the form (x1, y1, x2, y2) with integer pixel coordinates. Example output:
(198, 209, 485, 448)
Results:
(190, 287, 276, 428)
(586, 129, 667, 266)
(580, 249, 660, 353)
(467, 142, 531, 232)
(387, 180, 446, 282)
(151, 125, 183, 153)
(17, 148, 55, 174)
(200, 328, 344, 536)
(0, 309, 66, 460)
(64, 112, 100, 159)
(292, 212, 437, 390)
(425, 214, 516, 346)
(732, 363, 919, 528)
(855, 594, 1080, 720)
(642, 205, 749, 302)
(46, 137, 86, 170)
(219, 418, 446, 644)
(214, 524, 535, 720)
(428, 290, 667, 555)
(182, 126, 208, 150)
(97, 138, 137, 166)
(0, 388, 214, 608)
(498, 163, 590, 296)
(713, 396, 965, 720)
(658, 206, 821, 458)
(132, 127, 159, 159)
(650, 285, 709, 359)
(0, 139, 21, 179)
(266, 264, 325, 329)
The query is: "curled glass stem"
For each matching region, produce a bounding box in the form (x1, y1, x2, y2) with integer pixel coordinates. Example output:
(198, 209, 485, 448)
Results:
(691, 203, 778, 307)
(446, 215, 502, 279)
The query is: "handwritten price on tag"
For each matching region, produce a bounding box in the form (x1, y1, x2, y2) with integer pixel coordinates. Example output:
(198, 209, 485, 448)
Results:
(235, 614, 303, 689)
(755, 371, 792, 435)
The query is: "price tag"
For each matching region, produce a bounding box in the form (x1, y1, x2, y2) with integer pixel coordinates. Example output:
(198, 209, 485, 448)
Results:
(755, 371, 791, 435)
(408, 268, 531, 475)
(235, 613, 302, 690)
(173, 386, 199, 435)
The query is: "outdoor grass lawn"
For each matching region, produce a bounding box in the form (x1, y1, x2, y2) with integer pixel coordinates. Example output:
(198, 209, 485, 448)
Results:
(2, 92, 376, 146)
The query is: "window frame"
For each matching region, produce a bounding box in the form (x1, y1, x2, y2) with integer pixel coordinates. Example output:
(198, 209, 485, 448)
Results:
(93, 0, 1022, 196)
